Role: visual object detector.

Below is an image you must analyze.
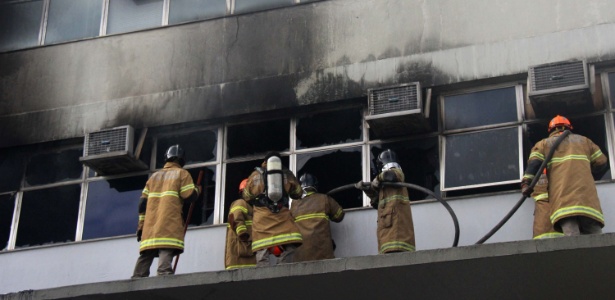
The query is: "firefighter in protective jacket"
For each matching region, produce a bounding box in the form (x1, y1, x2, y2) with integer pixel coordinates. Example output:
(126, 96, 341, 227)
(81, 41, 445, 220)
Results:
(522, 115, 608, 236)
(291, 173, 345, 262)
(530, 170, 564, 239)
(242, 152, 303, 266)
(132, 144, 199, 278)
(224, 179, 256, 269)
(357, 149, 416, 254)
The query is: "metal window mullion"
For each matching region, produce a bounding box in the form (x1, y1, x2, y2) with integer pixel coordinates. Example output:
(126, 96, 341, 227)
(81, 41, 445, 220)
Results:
(162, 0, 169, 26)
(6, 192, 22, 250)
(215, 126, 227, 224)
(229, 0, 235, 14)
(289, 118, 297, 175)
(74, 181, 89, 242)
(100, 0, 109, 36)
(38, 0, 50, 45)
(361, 107, 371, 207)
(601, 72, 615, 180)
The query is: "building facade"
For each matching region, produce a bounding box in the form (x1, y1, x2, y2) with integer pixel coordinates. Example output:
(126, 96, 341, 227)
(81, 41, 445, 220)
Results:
(1, 0, 615, 295)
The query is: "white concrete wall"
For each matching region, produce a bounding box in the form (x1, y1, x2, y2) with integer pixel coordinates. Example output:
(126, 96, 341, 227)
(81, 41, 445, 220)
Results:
(1, 182, 613, 295)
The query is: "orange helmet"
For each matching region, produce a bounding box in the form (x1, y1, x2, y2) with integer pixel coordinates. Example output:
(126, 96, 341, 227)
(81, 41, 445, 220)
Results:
(239, 178, 248, 192)
(548, 115, 572, 132)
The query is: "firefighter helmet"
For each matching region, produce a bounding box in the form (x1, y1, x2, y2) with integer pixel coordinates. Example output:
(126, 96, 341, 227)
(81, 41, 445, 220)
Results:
(239, 178, 248, 193)
(377, 149, 401, 171)
(299, 173, 318, 192)
(548, 115, 573, 132)
(165, 144, 185, 166)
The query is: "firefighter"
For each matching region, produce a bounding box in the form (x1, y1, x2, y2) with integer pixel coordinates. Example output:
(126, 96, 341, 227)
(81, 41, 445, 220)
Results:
(522, 115, 608, 236)
(291, 173, 345, 262)
(132, 144, 199, 278)
(224, 179, 256, 269)
(356, 149, 416, 254)
(242, 151, 303, 266)
(531, 170, 564, 239)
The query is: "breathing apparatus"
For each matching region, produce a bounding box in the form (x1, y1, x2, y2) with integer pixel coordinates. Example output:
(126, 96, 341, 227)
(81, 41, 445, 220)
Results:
(256, 152, 287, 213)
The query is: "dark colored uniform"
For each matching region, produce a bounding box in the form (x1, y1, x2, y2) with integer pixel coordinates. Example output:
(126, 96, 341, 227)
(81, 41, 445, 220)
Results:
(224, 199, 256, 269)
(291, 191, 345, 262)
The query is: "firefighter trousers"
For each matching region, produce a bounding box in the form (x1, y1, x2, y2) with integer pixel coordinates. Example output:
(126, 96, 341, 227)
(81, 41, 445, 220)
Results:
(131, 249, 175, 278)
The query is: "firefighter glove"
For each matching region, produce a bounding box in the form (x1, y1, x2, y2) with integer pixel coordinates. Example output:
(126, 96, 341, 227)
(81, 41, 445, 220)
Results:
(520, 180, 533, 197)
(137, 230, 142, 242)
(355, 181, 369, 191)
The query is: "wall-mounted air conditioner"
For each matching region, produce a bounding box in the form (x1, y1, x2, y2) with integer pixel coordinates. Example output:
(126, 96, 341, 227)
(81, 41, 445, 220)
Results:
(528, 60, 592, 117)
(79, 125, 148, 175)
(365, 82, 431, 139)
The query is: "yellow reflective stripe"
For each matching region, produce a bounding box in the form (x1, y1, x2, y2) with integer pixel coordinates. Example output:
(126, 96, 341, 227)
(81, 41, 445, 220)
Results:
(226, 264, 256, 270)
(523, 174, 535, 180)
(533, 232, 564, 239)
(252, 233, 302, 249)
(236, 225, 247, 235)
(142, 188, 149, 196)
(550, 206, 604, 223)
(140, 238, 184, 249)
(533, 193, 548, 201)
(379, 195, 409, 207)
(138, 214, 145, 221)
(295, 213, 329, 222)
(529, 152, 544, 160)
(548, 154, 589, 166)
(180, 183, 196, 193)
(379, 241, 415, 253)
(590, 150, 603, 162)
(333, 208, 343, 219)
(231, 206, 248, 214)
(147, 191, 180, 198)
(245, 220, 253, 226)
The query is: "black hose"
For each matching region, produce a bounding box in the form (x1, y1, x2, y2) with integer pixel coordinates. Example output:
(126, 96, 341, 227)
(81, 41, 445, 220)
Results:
(474, 130, 571, 244)
(327, 181, 460, 247)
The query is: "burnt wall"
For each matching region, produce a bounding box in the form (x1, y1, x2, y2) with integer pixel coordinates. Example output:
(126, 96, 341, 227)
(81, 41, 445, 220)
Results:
(2, 0, 615, 147)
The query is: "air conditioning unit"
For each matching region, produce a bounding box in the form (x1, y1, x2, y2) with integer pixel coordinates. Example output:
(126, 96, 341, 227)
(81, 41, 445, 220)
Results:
(365, 82, 430, 138)
(79, 125, 148, 175)
(528, 60, 592, 117)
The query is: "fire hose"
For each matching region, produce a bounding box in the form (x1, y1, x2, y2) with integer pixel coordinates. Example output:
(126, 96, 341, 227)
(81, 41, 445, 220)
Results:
(475, 130, 570, 244)
(327, 181, 460, 247)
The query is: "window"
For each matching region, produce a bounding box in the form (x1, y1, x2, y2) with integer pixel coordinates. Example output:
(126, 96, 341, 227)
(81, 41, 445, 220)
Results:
(25, 147, 83, 187)
(82, 176, 147, 240)
(234, 0, 295, 14)
(441, 86, 522, 191)
(16, 184, 81, 248)
(0, 194, 16, 250)
(0, 0, 44, 52)
(296, 108, 363, 149)
(168, 0, 227, 25)
(185, 167, 217, 226)
(44, 0, 102, 45)
(0, 148, 25, 193)
(226, 119, 290, 158)
(156, 129, 217, 168)
(106, 0, 164, 35)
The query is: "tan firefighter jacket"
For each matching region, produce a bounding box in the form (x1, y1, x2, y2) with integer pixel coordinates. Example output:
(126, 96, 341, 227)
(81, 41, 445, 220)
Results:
(243, 163, 304, 252)
(531, 173, 563, 239)
(364, 168, 415, 254)
(137, 162, 199, 254)
(290, 191, 345, 262)
(225, 198, 256, 269)
(524, 131, 607, 229)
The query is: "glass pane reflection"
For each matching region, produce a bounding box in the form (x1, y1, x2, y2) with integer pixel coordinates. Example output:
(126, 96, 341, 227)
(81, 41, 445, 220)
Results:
(25, 148, 83, 187)
(296, 108, 362, 149)
(444, 87, 517, 130)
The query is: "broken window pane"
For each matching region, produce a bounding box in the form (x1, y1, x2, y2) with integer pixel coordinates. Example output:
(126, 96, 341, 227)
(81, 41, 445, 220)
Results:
(296, 147, 363, 208)
(156, 129, 217, 169)
(443, 87, 518, 130)
(371, 137, 440, 200)
(184, 167, 217, 226)
(169, 0, 227, 24)
(0, 193, 16, 251)
(609, 72, 615, 108)
(0, 148, 25, 193)
(296, 108, 362, 149)
(82, 176, 147, 240)
(16, 184, 81, 248)
(25, 148, 83, 187)
(234, 0, 294, 14)
(226, 119, 289, 159)
(444, 126, 520, 190)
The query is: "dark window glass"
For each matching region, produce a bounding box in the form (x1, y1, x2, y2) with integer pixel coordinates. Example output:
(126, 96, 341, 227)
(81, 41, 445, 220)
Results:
(371, 137, 440, 200)
(0, 193, 16, 250)
(16, 184, 81, 248)
(296, 148, 362, 208)
(45, 0, 102, 44)
(227, 119, 289, 158)
(609, 72, 615, 109)
(0, 0, 43, 52)
(82, 176, 147, 240)
(296, 108, 362, 149)
(0, 148, 25, 193)
(444, 127, 520, 189)
(25, 148, 83, 187)
(223, 157, 289, 222)
(168, 0, 227, 24)
(234, 0, 294, 14)
(443, 87, 518, 130)
(156, 130, 217, 168)
(185, 167, 216, 226)
(107, 0, 163, 35)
